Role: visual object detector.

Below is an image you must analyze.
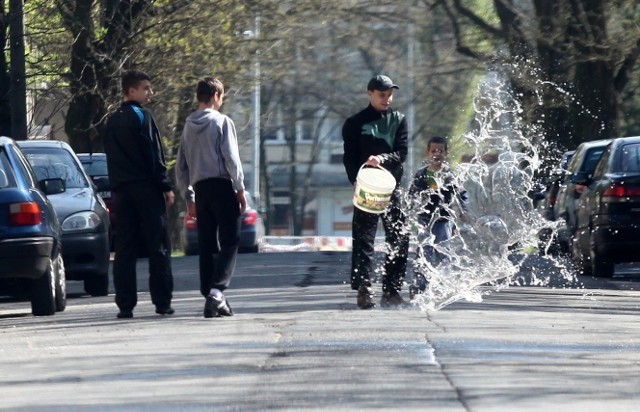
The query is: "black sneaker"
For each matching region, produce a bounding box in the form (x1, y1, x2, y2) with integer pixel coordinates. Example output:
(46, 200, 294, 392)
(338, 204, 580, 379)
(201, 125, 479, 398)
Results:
(117, 310, 133, 319)
(409, 285, 422, 301)
(357, 285, 375, 309)
(204, 295, 234, 318)
(380, 290, 405, 308)
(155, 307, 175, 315)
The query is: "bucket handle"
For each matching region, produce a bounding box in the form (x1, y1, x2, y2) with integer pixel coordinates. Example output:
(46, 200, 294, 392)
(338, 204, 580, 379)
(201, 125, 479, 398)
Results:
(359, 163, 392, 176)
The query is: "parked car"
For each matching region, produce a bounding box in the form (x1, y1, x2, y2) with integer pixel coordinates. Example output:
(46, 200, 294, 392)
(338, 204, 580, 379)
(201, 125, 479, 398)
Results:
(76, 153, 115, 249)
(182, 192, 265, 255)
(572, 136, 640, 277)
(0, 136, 66, 316)
(76, 152, 151, 258)
(537, 150, 575, 221)
(17, 140, 111, 296)
(554, 140, 611, 251)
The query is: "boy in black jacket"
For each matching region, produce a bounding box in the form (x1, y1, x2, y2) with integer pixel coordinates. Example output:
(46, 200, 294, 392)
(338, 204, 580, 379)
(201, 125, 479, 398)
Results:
(342, 75, 409, 309)
(104, 70, 175, 319)
(408, 136, 466, 299)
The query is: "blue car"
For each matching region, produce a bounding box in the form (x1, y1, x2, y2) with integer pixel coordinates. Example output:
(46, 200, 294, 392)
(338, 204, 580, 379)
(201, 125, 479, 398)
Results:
(18, 140, 111, 297)
(0, 136, 66, 316)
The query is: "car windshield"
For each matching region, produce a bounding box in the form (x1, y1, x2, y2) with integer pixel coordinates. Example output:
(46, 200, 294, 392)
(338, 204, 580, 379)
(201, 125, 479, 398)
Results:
(23, 147, 88, 189)
(619, 143, 640, 173)
(560, 151, 574, 170)
(581, 147, 606, 174)
(79, 156, 108, 176)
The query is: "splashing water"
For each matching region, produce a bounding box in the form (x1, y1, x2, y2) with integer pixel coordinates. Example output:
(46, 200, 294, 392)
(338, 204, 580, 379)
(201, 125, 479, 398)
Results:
(396, 71, 578, 311)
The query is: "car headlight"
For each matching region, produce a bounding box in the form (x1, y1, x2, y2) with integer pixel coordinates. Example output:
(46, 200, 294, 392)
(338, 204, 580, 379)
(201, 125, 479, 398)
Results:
(62, 211, 102, 232)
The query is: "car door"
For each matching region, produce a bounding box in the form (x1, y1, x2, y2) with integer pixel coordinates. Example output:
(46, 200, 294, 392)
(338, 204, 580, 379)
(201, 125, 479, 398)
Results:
(575, 145, 612, 249)
(555, 144, 585, 222)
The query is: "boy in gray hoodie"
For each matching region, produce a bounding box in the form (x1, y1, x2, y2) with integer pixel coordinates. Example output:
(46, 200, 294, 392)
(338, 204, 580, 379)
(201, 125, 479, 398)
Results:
(175, 77, 247, 318)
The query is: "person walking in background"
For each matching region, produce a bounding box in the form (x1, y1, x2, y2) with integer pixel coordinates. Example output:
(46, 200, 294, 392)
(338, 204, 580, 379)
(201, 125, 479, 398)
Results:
(342, 75, 409, 309)
(175, 77, 246, 318)
(104, 70, 175, 319)
(408, 136, 467, 300)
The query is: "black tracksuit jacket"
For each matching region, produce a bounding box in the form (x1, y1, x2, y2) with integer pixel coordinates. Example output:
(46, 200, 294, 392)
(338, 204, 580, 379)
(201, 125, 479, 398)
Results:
(342, 104, 408, 186)
(104, 101, 173, 192)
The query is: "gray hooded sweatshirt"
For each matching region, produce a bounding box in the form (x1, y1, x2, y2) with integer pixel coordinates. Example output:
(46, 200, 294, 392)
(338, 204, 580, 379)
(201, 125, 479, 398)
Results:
(176, 108, 245, 202)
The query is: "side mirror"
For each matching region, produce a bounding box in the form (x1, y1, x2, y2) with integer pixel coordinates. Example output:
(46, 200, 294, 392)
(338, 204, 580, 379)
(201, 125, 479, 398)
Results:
(40, 178, 65, 195)
(570, 172, 590, 186)
(92, 175, 110, 192)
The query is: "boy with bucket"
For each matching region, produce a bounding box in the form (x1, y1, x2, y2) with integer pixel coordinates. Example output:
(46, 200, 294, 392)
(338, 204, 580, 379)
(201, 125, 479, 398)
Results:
(408, 136, 467, 300)
(342, 75, 409, 310)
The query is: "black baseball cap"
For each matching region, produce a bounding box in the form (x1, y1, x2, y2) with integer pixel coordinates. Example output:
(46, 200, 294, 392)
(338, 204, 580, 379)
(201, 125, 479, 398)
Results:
(367, 75, 399, 91)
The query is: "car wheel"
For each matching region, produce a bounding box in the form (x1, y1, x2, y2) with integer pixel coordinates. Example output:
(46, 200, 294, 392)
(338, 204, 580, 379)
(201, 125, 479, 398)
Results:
(30, 258, 56, 316)
(54, 253, 67, 312)
(184, 244, 199, 256)
(537, 228, 554, 256)
(571, 232, 591, 276)
(591, 250, 614, 278)
(590, 234, 614, 278)
(84, 272, 109, 296)
(239, 244, 260, 254)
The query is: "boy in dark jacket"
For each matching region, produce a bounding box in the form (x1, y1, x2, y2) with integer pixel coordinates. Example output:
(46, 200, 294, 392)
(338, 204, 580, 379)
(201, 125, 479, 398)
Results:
(104, 70, 175, 319)
(409, 136, 465, 299)
(343, 75, 409, 309)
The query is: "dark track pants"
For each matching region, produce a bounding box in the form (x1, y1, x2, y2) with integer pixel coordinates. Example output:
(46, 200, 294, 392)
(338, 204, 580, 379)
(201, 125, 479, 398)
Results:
(194, 178, 241, 297)
(113, 183, 173, 311)
(350, 190, 409, 293)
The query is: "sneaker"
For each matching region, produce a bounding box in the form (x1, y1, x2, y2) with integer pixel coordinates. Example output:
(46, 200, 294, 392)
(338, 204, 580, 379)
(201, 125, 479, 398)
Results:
(155, 307, 175, 315)
(117, 310, 133, 319)
(409, 284, 421, 301)
(380, 290, 405, 308)
(414, 273, 429, 291)
(204, 294, 234, 318)
(356, 285, 375, 309)
(409, 273, 428, 301)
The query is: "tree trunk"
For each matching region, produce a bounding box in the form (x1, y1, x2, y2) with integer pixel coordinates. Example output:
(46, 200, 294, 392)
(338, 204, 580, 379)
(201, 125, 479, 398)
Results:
(59, 0, 147, 153)
(570, 0, 619, 140)
(9, 0, 26, 139)
(0, 3, 12, 137)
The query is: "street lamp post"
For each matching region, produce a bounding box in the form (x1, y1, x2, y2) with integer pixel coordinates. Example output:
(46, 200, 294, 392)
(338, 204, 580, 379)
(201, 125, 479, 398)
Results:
(406, 18, 415, 176)
(251, 16, 261, 209)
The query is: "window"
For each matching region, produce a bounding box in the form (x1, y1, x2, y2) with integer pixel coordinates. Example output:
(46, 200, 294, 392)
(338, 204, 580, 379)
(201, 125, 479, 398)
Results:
(0, 149, 16, 188)
(80, 156, 108, 176)
(620, 143, 640, 173)
(299, 109, 316, 142)
(23, 148, 88, 189)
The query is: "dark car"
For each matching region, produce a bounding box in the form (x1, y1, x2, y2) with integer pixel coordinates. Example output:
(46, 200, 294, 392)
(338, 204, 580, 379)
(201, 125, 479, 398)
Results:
(0, 136, 66, 316)
(76, 153, 115, 249)
(182, 192, 265, 255)
(554, 140, 611, 250)
(536, 150, 575, 255)
(17, 140, 111, 296)
(572, 136, 640, 277)
(537, 150, 575, 221)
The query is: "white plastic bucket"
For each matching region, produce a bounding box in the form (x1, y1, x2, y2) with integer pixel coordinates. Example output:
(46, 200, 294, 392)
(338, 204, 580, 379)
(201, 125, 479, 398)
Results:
(352, 164, 396, 214)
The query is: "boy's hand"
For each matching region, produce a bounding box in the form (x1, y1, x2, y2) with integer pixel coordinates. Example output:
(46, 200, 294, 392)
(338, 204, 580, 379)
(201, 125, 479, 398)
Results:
(237, 190, 247, 214)
(187, 201, 196, 217)
(365, 155, 382, 167)
(164, 190, 175, 207)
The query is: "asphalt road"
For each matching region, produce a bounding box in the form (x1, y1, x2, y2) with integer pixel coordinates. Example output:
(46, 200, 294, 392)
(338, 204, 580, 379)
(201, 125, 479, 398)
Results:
(1, 252, 639, 411)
